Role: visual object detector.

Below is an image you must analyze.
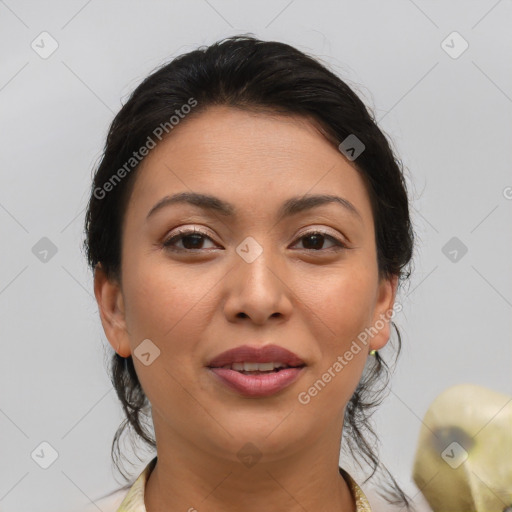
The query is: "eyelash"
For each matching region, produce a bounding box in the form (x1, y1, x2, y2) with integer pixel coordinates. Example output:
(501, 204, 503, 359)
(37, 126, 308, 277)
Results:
(162, 228, 347, 253)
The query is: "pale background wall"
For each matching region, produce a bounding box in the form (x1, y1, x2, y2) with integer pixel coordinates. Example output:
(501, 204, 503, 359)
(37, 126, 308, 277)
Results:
(1, 1, 511, 511)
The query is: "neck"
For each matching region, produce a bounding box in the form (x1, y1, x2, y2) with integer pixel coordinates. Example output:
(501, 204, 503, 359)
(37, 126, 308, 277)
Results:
(144, 414, 356, 512)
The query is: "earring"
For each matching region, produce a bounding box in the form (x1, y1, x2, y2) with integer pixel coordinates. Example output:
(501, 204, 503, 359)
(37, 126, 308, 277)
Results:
(369, 350, 377, 356)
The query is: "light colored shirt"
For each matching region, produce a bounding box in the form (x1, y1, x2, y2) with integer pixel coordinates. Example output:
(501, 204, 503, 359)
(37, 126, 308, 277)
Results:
(114, 457, 372, 511)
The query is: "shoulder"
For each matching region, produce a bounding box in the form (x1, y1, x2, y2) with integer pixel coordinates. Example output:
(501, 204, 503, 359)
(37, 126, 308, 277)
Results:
(340, 467, 373, 512)
(80, 457, 157, 512)
(81, 488, 128, 512)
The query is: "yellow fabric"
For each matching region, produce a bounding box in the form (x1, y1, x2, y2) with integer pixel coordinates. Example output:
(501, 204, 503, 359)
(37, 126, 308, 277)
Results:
(115, 457, 372, 511)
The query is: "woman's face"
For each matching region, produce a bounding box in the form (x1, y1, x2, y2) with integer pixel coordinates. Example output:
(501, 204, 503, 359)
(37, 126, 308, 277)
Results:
(95, 105, 398, 463)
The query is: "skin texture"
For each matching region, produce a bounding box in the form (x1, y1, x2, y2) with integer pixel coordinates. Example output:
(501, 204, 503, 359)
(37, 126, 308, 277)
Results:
(94, 105, 398, 512)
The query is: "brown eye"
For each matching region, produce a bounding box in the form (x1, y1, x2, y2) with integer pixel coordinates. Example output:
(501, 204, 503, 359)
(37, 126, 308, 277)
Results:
(163, 229, 217, 251)
(293, 231, 346, 251)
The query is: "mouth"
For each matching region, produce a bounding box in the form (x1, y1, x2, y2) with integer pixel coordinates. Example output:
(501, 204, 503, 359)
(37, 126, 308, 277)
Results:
(206, 344, 306, 397)
(210, 361, 305, 374)
(206, 343, 306, 369)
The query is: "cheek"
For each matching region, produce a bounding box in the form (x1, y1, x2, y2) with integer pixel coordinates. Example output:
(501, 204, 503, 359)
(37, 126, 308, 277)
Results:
(309, 267, 376, 352)
(122, 254, 210, 355)
(298, 265, 376, 408)
(120, 256, 214, 408)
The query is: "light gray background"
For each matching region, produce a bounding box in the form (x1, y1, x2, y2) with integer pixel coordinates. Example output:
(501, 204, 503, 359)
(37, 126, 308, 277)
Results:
(1, 1, 511, 511)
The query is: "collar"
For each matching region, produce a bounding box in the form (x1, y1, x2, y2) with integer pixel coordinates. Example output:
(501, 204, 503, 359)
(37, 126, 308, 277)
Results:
(116, 457, 372, 511)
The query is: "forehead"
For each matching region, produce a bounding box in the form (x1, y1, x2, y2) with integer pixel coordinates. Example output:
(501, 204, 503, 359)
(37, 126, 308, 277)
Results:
(124, 106, 373, 226)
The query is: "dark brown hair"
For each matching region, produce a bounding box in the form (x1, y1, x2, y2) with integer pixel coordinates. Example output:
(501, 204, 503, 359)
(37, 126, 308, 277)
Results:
(84, 34, 415, 508)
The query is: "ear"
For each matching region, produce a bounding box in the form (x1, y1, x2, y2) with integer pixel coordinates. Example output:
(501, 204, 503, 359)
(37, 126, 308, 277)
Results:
(368, 273, 399, 353)
(93, 263, 132, 358)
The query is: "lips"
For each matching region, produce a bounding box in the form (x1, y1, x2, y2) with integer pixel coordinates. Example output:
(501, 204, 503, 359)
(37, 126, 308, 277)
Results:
(206, 344, 306, 369)
(206, 344, 307, 397)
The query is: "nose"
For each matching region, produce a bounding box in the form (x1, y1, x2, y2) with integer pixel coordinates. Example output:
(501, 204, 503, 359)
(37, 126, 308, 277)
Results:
(222, 247, 293, 325)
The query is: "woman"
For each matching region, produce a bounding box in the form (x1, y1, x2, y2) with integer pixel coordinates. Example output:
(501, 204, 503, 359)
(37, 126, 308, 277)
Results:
(84, 35, 415, 511)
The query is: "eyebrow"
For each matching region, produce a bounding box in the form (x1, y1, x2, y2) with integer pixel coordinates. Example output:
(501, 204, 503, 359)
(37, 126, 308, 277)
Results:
(146, 191, 362, 222)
